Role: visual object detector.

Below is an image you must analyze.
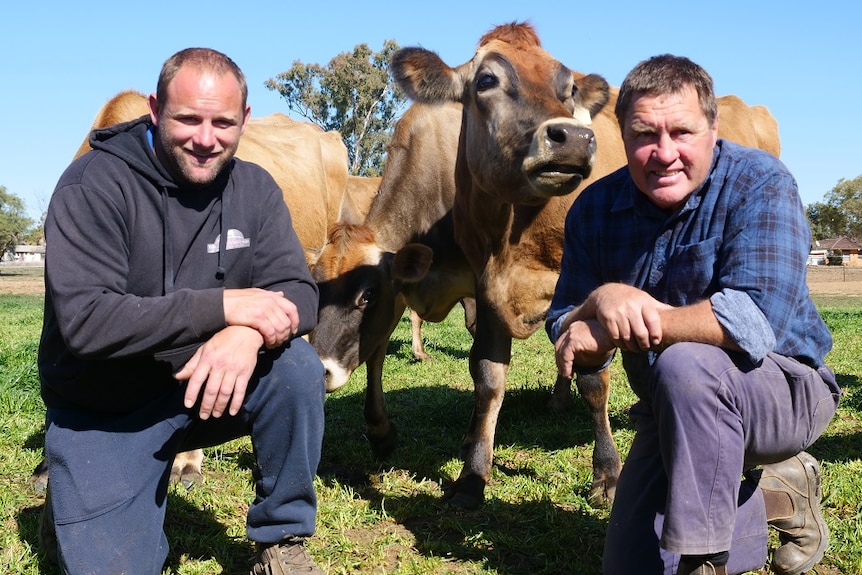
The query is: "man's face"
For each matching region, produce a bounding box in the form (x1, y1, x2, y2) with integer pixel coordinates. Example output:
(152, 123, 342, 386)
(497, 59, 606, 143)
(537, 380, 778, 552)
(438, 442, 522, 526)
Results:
(622, 86, 718, 211)
(149, 67, 250, 187)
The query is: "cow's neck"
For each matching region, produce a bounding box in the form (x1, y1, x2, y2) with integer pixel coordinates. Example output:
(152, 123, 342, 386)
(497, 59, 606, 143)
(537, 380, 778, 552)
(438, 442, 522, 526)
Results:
(454, 180, 569, 339)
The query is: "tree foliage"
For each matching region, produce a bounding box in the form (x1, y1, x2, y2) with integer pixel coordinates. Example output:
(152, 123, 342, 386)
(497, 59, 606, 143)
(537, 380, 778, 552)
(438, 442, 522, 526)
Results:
(265, 40, 407, 177)
(0, 186, 36, 256)
(806, 175, 862, 242)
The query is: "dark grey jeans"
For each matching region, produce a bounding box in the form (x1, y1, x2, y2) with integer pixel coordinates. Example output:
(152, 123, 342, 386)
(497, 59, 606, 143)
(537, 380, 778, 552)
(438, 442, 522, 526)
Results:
(44, 338, 326, 575)
(603, 342, 839, 575)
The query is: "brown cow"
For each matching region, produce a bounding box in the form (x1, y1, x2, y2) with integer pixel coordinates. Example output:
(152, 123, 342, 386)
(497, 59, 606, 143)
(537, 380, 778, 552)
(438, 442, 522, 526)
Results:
(312, 28, 618, 509)
(310, 102, 476, 458)
(384, 22, 781, 509)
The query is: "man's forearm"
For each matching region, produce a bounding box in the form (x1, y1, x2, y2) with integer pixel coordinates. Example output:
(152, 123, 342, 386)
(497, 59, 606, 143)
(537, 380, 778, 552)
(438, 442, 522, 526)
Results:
(655, 300, 740, 352)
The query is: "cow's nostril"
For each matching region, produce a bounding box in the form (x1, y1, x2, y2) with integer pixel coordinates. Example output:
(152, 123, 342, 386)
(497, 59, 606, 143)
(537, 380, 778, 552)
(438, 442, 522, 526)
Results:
(546, 123, 569, 144)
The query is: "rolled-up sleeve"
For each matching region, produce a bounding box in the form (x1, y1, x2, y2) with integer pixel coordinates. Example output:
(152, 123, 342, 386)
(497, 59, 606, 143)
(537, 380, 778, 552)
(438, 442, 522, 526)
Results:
(710, 288, 776, 363)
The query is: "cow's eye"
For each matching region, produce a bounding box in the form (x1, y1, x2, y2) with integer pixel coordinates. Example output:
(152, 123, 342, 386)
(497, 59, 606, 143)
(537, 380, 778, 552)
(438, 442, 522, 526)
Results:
(476, 72, 498, 92)
(357, 288, 376, 307)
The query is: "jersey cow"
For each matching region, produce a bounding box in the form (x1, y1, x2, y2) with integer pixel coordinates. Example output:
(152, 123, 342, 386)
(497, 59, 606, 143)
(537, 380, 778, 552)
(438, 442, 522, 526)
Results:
(310, 101, 476, 459)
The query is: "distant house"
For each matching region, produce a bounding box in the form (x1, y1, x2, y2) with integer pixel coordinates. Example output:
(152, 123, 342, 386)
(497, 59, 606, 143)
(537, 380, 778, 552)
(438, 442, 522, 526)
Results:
(809, 237, 861, 266)
(9, 244, 46, 264)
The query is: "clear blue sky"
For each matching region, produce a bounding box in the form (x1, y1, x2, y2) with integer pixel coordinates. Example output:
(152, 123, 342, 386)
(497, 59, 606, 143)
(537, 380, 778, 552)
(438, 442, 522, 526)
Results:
(2, 1, 858, 221)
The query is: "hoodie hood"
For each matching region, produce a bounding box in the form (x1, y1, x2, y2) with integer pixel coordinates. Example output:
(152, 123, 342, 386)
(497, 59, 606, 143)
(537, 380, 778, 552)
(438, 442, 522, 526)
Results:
(89, 115, 177, 189)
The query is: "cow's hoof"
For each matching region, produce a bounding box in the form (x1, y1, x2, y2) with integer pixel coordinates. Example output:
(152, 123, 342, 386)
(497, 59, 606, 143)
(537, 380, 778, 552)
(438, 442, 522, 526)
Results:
(412, 349, 434, 362)
(589, 444, 622, 506)
(368, 423, 398, 459)
(170, 465, 203, 489)
(588, 475, 618, 507)
(441, 474, 485, 509)
(546, 391, 571, 414)
(27, 459, 50, 494)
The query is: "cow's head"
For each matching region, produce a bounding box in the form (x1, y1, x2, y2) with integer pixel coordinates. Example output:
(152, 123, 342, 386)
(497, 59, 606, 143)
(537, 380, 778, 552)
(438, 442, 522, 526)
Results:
(310, 223, 436, 391)
(391, 21, 609, 205)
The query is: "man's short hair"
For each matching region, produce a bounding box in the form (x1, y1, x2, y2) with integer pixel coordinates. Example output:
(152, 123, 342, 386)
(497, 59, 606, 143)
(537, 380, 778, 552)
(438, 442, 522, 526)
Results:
(615, 54, 718, 128)
(156, 47, 248, 111)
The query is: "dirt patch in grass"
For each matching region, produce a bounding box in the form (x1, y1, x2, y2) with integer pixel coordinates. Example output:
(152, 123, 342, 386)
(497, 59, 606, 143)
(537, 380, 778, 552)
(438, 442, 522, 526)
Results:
(0, 266, 45, 296)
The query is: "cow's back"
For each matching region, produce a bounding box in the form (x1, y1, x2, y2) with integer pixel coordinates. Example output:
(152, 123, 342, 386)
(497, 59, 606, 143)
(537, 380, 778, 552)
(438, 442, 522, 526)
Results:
(237, 113, 349, 263)
(73, 90, 150, 160)
(364, 101, 463, 252)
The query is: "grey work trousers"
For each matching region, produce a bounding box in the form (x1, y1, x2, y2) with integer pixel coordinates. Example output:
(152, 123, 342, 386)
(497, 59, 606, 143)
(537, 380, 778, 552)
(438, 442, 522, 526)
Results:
(44, 338, 326, 575)
(603, 342, 840, 575)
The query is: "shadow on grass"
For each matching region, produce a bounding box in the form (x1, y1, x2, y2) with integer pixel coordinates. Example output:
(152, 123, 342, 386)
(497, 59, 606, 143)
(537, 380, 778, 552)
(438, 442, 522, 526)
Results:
(16, 502, 62, 575)
(811, 372, 862, 465)
(16, 490, 255, 575)
(317, 380, 629, 573)
(163, 493, 256, 575)
(319, 379, 633, 481)
(358, 489, 607, 574)
(386, 331, 472, 362)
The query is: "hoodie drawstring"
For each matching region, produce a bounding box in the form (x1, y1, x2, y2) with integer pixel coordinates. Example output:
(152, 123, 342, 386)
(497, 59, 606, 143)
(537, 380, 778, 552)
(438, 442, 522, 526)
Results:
(161, 188, 176, 294)
(216, 180, 229, 280)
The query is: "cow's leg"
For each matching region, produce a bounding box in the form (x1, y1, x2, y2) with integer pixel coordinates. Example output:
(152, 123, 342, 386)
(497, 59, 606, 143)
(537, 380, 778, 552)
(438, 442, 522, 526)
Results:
(575, 369, 621, 505)
(411, 298, 477, 362)
(409, 308, 433, 362)
(169, 448, 204, 489)
(364, 343, 398, 458)
(460, 297, 477, 337)
(443, 302, 510, 509)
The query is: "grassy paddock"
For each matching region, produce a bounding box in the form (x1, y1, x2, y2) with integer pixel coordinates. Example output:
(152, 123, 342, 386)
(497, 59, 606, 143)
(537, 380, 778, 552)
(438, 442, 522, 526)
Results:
(1, 292, 860, 574)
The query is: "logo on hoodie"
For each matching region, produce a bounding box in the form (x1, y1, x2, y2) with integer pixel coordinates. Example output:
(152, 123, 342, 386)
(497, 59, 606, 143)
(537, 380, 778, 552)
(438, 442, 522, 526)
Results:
(207, 229, 251, 253)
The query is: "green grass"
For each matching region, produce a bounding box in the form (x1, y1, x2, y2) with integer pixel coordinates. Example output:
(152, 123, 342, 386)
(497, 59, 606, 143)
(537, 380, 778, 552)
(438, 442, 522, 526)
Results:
(1, 292, 860, 574)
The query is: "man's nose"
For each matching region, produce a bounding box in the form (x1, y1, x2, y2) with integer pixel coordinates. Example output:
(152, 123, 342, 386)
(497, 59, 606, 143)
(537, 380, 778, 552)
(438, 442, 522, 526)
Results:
(193, 122, 216, 149)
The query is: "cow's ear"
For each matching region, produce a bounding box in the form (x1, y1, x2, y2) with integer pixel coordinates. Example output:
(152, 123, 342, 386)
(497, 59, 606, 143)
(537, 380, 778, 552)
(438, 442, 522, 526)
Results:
(391, 47, 462, 104)
(392, 243, 433, 284)
(574, 73, 610, 118)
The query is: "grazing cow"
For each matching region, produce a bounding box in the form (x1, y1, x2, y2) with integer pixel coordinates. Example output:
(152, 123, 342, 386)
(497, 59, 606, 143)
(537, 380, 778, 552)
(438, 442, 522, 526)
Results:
(385, 22, 781, 509)
(310, 101, 476, 456)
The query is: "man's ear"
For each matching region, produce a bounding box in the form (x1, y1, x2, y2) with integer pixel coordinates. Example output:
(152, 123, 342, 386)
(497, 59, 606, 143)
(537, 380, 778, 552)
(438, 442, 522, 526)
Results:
(241, 104, 251, 135)
(148, 93, 160, 126)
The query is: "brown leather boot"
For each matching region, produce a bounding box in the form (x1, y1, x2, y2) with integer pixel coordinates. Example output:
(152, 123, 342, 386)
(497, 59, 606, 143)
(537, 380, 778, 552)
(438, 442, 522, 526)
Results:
(758, 451, 829, 575)
(677, 556, 727, 575)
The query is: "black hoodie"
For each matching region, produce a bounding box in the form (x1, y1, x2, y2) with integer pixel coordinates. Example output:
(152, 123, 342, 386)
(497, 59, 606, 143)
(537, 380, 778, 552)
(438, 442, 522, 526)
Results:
(39, 116, 319, 413)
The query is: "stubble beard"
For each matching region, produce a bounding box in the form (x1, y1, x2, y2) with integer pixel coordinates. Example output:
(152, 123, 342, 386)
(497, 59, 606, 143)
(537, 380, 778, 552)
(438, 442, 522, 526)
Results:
(157, 132, 238, 188)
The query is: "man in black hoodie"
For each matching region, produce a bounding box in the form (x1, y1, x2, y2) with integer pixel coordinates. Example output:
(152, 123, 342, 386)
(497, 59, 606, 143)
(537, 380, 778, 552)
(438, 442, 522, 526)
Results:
(39, 47, 326, 574)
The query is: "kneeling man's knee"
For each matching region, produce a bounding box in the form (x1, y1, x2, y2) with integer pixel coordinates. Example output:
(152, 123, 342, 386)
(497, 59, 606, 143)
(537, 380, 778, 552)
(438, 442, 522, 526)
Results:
(651, 342, 725, 398)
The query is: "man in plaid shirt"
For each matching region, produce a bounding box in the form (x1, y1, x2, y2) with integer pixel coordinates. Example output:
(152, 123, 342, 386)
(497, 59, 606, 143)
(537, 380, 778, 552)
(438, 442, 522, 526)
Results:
(547, 54, 840, 575)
